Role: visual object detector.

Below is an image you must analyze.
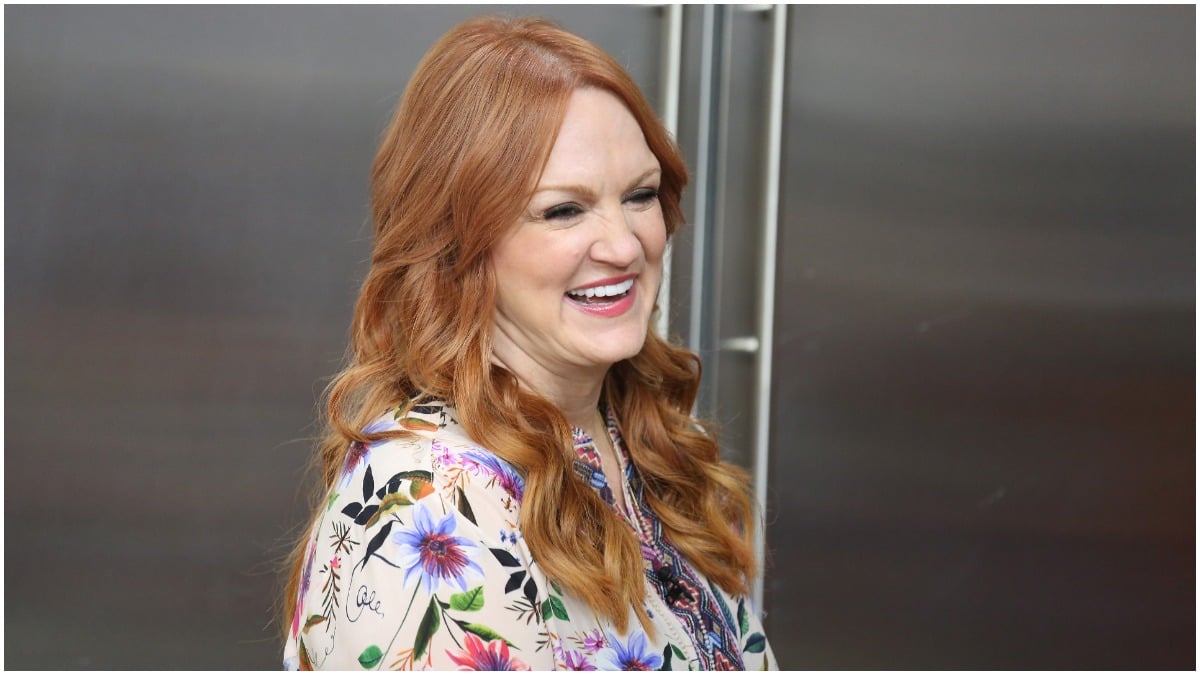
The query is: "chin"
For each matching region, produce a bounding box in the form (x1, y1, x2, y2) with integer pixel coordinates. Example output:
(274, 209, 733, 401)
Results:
(594, 331, 649, 367)
(572, 303, 654, 367)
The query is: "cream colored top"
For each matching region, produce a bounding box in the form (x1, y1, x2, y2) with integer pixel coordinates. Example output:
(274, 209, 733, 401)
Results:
(284, 400, 775, 671)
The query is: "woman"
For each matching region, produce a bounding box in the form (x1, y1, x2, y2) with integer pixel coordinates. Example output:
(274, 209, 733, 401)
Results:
(283, 16, 775, 671)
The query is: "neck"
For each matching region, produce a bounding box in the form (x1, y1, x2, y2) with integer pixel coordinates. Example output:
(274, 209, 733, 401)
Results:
(490, 350, 607, 432)
(540, 372, 606, 431)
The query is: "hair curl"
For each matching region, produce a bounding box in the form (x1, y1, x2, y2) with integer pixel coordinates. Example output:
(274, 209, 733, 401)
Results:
(283, 15, 757, 638)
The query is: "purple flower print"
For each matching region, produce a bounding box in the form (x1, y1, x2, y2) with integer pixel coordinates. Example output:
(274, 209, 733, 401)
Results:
(462, 449, 525, 502)
(338, 418, 391, 488)
(431, 439, 455, 467)
(580, 629, 606, 653)
(561, 649, 597, 671)
(595, 632, 663, 671)
(338, 441, 370, 488)
(391, 503, 484, 594)
(363, 417, 393, 435)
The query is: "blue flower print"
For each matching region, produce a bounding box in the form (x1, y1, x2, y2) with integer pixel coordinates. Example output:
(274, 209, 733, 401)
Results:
(462, 449, 525, 502)
(595, 632, 664, 671)
(362, 418, 393, 435)
(390, 503, 485, 595)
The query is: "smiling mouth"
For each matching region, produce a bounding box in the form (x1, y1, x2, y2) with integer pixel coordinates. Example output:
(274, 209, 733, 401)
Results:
(565, 278, 635, 304)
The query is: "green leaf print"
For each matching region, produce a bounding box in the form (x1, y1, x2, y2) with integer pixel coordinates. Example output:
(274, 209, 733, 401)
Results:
(413, 597, 441, 659)
(547, 594, 569, 620)
(671, 644, 686, 660)
(744, 632, 766, 654)
(303, 614, 327, 630)
(364, 492, 412, 528)
(396, 470, 435, 483)
(738, 598, 750, 635)
(397, 416, 439, 432)
(450, 586, 485, 611)
(455, 620, 515, 647)
(357, 645, 383, 669)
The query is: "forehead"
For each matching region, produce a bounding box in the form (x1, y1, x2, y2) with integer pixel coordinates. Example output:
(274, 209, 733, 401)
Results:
(538, 88, 658, 184)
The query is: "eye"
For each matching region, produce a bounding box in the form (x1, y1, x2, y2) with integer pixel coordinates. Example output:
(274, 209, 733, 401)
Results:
(625, 187, 660, 207)
(543, 202, 584, 221)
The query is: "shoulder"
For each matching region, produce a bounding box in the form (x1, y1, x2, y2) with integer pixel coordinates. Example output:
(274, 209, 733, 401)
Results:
(331, 400, 526, 531)
(289, 401, 546, 670)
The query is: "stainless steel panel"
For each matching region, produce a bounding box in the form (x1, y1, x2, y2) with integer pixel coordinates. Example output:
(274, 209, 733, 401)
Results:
(670, 4, 783, 611)
(765, 6, 1193, 668)
(4, 6, 664, 668)
(671, 6, 776, 469)
(712, 8, 775, 472)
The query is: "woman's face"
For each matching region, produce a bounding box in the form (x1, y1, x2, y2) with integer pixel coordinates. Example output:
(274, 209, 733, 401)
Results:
(490, 87, 666, 384)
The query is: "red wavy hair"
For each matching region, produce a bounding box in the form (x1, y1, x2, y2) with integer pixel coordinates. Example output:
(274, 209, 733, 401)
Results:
(284, 15, 757, 637)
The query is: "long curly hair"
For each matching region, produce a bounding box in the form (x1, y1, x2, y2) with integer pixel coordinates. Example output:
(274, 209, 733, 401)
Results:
(283, 15, 757, 637)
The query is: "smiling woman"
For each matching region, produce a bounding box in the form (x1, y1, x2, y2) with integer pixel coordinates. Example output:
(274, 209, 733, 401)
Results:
(282, 16, 774, 671)
(491, 88, 666, 425)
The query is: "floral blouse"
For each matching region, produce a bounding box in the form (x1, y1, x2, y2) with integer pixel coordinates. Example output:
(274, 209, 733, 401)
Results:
(284, 400, 775, 671)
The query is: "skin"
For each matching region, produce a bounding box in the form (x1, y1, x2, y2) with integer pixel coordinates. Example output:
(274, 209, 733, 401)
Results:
(489, 87, 666, 510)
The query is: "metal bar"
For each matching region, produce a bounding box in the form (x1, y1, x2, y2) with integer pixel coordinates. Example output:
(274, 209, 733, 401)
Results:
(688, 5, 716, 357)
(704, 4, 734, 413)
(751, 3, 786, 617)
(690, 5, 731, 417)
(656, 4, 683, 341)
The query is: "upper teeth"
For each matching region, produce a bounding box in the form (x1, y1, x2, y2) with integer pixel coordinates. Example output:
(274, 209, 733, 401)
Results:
(568, 278, 634, 299)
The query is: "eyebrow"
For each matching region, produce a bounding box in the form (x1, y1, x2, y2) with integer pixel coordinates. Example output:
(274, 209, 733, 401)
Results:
(532, 167, 662, 199)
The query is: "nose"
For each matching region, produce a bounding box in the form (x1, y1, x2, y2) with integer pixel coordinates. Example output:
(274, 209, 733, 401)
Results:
(589, 207, 642, 269)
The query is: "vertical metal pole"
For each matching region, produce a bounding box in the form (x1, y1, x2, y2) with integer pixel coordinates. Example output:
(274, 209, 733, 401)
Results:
(688, 5, 716, 357)
(751, 3, 786, 617)
(707, 6, 734, 412)
(690, 5, 729, 416)
(656, 4, 683, 341)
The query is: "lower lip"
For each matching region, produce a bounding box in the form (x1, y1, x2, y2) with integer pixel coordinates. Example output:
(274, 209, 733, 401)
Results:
(564, 283, 637, 318)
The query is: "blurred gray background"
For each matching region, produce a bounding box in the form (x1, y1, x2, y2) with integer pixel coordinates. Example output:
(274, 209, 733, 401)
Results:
(5, 5, 1194, 669)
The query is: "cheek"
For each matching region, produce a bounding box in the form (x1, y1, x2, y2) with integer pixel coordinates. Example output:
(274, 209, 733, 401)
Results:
(636, 214, 668, 265)
(492, 230, 584, 304)
(491, 238, 535, 312)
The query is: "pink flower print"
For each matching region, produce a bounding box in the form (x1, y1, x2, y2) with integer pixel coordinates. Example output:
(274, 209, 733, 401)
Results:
(446, 633, 531, 671)
(290, 603, 302, 640)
